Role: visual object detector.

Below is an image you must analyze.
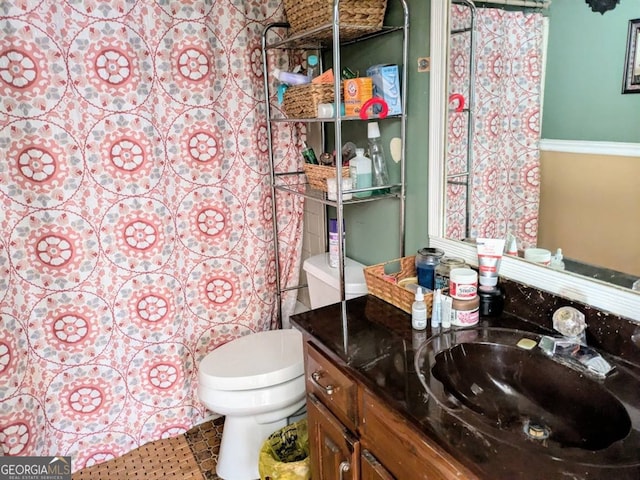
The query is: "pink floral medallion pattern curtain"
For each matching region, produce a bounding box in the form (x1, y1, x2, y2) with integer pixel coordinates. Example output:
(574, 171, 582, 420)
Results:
(0, 0, 304, 470)
(447, 5, 544, 248)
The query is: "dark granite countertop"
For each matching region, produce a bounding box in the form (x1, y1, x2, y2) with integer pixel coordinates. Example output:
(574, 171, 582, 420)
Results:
(291, 294, 640, 480)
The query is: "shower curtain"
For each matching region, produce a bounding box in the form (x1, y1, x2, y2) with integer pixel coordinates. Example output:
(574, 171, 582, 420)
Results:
(0, 0, 304, 470)
(447, 5, 544, 248)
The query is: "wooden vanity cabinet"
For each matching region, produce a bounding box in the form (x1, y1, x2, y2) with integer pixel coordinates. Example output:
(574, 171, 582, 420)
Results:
(360, 450, 394, 480)
(305, 341, 359, 479)
(303, 340, 478, 480)
(307, 394, 360, 480)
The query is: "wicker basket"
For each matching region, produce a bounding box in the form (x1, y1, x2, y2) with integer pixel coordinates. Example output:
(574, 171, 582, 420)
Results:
(303, 163, 349, 192)
(364, 256, 433, 314)
(283, 83, 336, 119)
(284, 0, 388, 39)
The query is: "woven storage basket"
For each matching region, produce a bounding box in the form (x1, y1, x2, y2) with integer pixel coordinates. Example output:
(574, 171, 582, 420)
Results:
(364, 256, 433, 314)
(303, 164, 349, 192)
(284, 0, 388, 39)
(283, 83, 335, 119)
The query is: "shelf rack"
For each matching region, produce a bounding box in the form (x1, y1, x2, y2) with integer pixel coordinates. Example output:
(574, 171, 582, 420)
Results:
(262, 0, 410, 329)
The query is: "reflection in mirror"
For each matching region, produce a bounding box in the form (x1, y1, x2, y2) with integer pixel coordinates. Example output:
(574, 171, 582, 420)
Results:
(443, 0, 640, 291)
(428, 1, 640, 321)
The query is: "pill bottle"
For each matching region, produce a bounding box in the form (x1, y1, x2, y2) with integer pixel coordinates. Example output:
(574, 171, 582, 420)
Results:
(449, 268, 478, 300)
(435, 257, 466, 290)
(450, 296, 480, 327)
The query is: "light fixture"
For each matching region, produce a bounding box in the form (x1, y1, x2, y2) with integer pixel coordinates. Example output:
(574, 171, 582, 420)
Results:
(585, 0, 620, 14)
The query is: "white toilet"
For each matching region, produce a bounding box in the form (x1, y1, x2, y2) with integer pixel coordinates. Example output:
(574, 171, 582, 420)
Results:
(303, 252, 368, 309)
(198, 329, 305, 480)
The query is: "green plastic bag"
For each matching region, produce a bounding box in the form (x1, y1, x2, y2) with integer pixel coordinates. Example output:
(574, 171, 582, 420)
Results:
(258, 419, 311, 480)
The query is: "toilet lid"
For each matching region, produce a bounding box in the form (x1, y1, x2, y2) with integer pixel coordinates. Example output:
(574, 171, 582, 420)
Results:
(199, 329, 304, 391)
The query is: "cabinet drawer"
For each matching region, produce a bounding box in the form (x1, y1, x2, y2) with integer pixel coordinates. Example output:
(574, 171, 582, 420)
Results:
(305, 342, 358, 431)
(361, 449, 395, 480)
(360, 389, 479, 480)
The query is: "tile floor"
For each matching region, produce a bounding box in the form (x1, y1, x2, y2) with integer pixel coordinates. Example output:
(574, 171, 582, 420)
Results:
(72, 417, 224, 479)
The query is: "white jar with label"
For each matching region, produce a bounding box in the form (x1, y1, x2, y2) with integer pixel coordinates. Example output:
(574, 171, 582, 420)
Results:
(449, 268, 478, 300)
(450, 296, 480, 327)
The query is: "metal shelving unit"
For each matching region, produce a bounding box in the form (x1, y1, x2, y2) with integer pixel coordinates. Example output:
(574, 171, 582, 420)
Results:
(448, 0, 476, 238)
(262, 0, 409, 329)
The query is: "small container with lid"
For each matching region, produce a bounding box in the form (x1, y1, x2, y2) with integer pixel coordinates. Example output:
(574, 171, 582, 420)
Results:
(415, 247, 445, 291)
(524, 247, 552, 265)
(435, 257, 466, 290)
(450, 296, 480, 327)
(449, 268, 478, 300)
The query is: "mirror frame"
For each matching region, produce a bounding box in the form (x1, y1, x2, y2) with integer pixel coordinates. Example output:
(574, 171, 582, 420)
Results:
(427, 1, 639, 322)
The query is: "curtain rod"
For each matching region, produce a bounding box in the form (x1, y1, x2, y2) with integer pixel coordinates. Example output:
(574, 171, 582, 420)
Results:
(473, 0, 551, 9)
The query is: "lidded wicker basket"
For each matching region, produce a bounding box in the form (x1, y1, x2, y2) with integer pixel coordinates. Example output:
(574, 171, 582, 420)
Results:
(283, 0, 388, 39)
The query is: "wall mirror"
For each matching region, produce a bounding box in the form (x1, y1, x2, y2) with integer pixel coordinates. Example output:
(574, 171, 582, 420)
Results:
(427, 0, 640, 321)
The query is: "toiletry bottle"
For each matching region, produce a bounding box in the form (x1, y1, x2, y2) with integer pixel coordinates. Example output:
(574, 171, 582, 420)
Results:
(273, 68, 311, 86)
(441, 294, 452, 329)
(367, 122, 390, 194)
(431, 289, 441, 328)
(348, 148, 372, 198)
(307, 54, 319, 80)
(328, 219, 345, 268)
(301, 142, 318, 164)
(412, 287, 427, 330)
(550, 248, 565, 270)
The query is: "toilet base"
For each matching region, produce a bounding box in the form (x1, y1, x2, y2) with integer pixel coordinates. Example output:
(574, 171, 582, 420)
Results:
(215, 398, 307, 480)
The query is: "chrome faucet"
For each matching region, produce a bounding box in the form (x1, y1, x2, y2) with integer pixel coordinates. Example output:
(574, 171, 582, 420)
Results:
(539, 306, 614, 378)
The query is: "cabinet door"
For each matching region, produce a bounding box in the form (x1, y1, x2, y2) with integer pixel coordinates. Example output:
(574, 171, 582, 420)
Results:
(361, 450, 395, 480)
(307, 393, 360, 480)
(360, 389, 479, 480)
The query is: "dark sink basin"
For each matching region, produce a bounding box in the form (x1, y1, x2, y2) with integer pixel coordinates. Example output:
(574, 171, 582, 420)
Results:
(432, 342, 631, 450)
(415, 327, 640, 468)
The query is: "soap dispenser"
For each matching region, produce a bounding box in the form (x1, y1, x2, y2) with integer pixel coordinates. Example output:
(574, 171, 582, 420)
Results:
(412, 287, 427, 330)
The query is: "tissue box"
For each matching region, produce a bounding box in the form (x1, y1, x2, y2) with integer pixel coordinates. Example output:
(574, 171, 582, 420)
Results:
(366, 64, 402, 116)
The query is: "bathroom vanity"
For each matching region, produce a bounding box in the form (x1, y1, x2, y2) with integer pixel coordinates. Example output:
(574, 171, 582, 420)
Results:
(290, 284, 640, 480)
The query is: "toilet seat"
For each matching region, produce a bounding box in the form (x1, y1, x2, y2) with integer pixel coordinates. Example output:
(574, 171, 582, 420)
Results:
(199, 329, 303, 391)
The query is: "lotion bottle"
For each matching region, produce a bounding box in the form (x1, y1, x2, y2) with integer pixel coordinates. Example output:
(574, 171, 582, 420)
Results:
(412, 287, 427, 330)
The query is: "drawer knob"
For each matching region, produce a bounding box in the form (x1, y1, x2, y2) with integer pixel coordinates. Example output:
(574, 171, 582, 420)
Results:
(311, 371, 335, 395)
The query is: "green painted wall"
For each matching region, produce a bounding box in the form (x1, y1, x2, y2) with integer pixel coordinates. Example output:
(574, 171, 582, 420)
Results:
(343, 0, 640, 267)
(542, 1, 640, 142)
(334, 0, 432, 266)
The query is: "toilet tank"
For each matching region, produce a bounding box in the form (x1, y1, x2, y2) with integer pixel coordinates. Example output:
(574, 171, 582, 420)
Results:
(302, 253, 368, 309)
